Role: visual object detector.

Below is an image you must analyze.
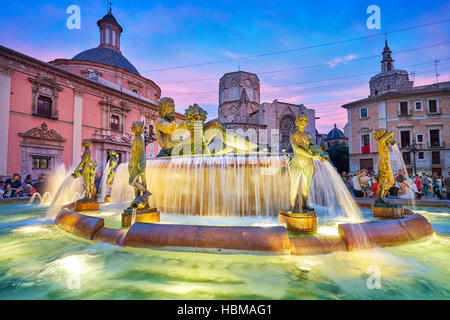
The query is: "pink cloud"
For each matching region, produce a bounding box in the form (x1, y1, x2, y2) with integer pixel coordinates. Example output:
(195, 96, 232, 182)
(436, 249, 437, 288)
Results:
(328, 54, 359, 68)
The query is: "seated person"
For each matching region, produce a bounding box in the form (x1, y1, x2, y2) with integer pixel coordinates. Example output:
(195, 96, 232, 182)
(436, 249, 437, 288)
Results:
(4, 173, 23, 198)
(32, 174, 47, 195)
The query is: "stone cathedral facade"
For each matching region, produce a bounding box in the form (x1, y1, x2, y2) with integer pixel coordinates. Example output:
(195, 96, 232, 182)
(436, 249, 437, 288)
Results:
(218, 71, 317, 151)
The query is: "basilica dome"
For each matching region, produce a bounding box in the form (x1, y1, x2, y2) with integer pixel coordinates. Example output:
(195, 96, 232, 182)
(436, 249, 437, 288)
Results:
(326, 124, 345, 140)
(72, 47, 140, 75)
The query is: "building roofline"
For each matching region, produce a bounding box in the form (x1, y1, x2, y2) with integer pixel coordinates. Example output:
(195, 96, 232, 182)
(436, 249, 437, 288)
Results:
(0, 44, 183, 119)
(49, 57, 160, 92)
(219, 70, 260, 81)
(341, 82, 450, 109)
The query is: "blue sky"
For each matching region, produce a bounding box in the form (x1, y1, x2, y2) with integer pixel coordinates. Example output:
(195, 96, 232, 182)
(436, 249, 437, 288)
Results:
(1, 0, 449, 132)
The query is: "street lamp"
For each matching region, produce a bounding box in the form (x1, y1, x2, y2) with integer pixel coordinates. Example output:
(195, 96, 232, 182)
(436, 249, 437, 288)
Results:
(410, 140, 421, 176)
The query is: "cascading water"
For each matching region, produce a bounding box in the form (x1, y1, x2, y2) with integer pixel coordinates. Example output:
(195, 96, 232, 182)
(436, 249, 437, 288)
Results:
(97, 161, 111, 202)
(309, 160, 362, 222)
(145, 155, 289, 217)
(40, 164, 68, 206)
(390, 144, 417, 207)
(108, 155, 361, 222)
(110, 163, 134, 203)
(390, 144, 408, 176)
(45, 173, 84, 219)
(28, 192, 42, 204)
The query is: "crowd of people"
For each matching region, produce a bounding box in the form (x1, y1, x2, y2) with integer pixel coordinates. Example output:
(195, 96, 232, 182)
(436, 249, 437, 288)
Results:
(0, 172, 104, 200)
(0, 173, 47, 199)
(342, 170, 450, 201)
(1, 169, 449, 202)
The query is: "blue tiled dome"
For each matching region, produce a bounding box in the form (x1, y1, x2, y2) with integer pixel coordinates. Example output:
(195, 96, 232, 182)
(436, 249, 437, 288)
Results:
(326, 124, 345, 139)
(72, 47, 140, 75)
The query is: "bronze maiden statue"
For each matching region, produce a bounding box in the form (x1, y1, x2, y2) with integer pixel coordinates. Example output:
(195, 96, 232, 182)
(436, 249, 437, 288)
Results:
(372, 129, 404, 218)
(279, 113, 328, 233)
(72, 139, 99, 211)
(122, 121, 160, 227)
(103, 150, 119, 202)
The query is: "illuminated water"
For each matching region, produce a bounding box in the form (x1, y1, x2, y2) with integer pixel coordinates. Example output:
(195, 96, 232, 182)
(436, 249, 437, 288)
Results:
(0, 203, 449, 299)
(110, 156, 361, 221)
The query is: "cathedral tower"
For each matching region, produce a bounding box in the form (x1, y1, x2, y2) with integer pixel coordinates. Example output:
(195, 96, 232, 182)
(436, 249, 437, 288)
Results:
(218, 71, 260, 124)
(369, 40, 413, 96)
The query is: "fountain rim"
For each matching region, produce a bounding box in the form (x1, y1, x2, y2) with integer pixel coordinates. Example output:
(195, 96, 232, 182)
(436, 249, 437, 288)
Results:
(53, 204, 434, 256)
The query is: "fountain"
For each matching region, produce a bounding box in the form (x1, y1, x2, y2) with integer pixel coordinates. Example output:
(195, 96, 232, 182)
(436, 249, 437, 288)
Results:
(45, 100, 434, 256)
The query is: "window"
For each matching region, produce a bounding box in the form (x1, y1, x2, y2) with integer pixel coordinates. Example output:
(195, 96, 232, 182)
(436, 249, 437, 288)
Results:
(428, 100, 438, 114)
(400, 131, 410, 148)
(418, 151, 424, 160)
(32, 156, 50, 170)
(106, 28, 110, 44)
(360, 108, 368, 119)
(361, 134, 370, 153)
(399, 101, 409, 116)
(36, 96, 52, 117)
(417, 134, 423, 143)
(132, 89, 138, 94)
(415, 101, 423, 111)
(110, 115, 120, 131)
(429, 129, 440, 147)
(431, 151, 440, 164)
(100, 28, 103, 43)
(228, 86, 239, 100)
(402, 152, 411, 165)
(112, 30, 116, 46)
(360, 158, 374, 171)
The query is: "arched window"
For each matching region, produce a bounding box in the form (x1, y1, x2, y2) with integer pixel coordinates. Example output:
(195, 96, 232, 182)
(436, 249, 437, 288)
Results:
(106, 28, 110, 44)
(387, 63, 392, 71)
(279, 115, 296, 151)
(110, 114, 120, 131)
(112, 30, 116, 46)
(227, 106, 237, 122)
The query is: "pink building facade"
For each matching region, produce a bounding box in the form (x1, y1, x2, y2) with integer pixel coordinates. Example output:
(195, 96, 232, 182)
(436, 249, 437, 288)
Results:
(342, 42, 449, 177)
(0, 9, 183, 178)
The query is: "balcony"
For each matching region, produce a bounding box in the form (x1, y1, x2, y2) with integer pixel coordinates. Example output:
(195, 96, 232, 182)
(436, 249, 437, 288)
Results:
(429, 141, 445, 148)
(361, 145, 370, 154)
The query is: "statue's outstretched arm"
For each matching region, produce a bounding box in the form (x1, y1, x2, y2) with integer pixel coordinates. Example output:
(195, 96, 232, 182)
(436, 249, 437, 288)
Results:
(290, 136, 315, 159)
(156, 120, 187, 134)
(381, 131, 395, 144)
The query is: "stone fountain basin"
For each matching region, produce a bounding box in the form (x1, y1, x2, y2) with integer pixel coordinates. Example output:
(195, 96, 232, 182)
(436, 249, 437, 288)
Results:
(54, 206, 434, 255)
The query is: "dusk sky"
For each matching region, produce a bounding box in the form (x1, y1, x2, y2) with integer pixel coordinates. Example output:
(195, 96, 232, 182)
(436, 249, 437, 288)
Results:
(1, 0, 449, 132)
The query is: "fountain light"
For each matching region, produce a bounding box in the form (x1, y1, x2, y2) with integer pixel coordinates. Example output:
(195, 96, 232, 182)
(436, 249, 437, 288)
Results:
(14, 226, 45, 234)
(58, 255, 91, 274)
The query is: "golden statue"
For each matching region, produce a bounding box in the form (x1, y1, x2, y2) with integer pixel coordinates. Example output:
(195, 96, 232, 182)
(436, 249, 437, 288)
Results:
(72, 139, 97, 201)
(128, 121, 151, 210)
(88, 160, 97, 200)
(374, 129, 396, 203)
(286, 113, 328, 212)
(154, 98, 261, 156)
(106, 150, 120, 189)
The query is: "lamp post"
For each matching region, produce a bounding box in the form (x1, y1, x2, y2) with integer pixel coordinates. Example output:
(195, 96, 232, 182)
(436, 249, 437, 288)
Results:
(410, 140, 421, 176)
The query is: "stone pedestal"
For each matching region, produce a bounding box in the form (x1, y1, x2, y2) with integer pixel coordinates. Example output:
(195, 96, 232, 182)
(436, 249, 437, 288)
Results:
(103, 196, 111, 203)
(373, 202, 404, 219)
(122, 207, 160, 228)
(278, 210, 317, 233)
(74, 200, 99, 212)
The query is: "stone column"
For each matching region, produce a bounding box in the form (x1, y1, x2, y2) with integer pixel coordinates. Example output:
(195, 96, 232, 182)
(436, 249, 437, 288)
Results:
(72, 89, 84, 164)
(0, 65, 12, 175)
